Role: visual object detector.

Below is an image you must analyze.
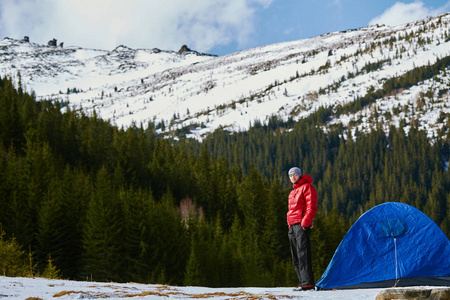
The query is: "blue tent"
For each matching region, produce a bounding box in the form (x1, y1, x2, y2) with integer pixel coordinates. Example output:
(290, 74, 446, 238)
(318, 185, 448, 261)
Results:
(316, 202, 450, 289)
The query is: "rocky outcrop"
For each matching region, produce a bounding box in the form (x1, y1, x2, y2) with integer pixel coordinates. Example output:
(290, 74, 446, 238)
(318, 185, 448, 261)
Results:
(376, 288, 450, 300)
(178, 45, 191, 54)
(48, 38, 57, 46)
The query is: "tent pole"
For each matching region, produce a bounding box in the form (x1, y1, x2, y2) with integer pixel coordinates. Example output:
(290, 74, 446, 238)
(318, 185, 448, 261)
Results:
(394, 236, 400, 287)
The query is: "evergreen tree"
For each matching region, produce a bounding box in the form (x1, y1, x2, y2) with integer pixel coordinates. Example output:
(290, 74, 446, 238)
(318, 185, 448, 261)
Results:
(0, 229, 30, 277)
(82, 167, 124, 282)
(120, 187, 154, 282)
(148, 190, 189, 285)
(41, 254, 61, 279)
(183, 219, 211, 286)
(36, 166, 87, 279)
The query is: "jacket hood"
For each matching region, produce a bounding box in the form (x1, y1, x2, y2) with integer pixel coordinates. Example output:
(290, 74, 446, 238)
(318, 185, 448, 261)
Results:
(292, 174, 313, 189)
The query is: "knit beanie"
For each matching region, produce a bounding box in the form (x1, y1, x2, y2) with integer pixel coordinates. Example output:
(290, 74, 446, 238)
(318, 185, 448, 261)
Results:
(288, 167, 302, 176)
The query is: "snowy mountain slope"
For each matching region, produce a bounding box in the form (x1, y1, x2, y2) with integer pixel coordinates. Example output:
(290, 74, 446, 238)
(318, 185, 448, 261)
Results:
(1, 13, 449, 140)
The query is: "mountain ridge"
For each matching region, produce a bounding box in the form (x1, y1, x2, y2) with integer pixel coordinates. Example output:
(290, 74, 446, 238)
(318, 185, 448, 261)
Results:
(1, 13, 449, 140)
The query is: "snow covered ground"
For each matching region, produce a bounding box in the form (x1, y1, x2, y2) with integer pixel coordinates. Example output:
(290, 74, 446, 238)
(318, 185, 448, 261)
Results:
(2, 276, 448, 300)
(0, 276, 386, 299)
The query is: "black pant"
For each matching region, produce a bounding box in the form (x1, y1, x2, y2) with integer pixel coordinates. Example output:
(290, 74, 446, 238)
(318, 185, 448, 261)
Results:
(288, 223, 314, 286)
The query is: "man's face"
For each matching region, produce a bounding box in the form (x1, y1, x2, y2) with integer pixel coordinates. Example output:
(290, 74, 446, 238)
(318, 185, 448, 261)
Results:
(289, 172, 300, 183)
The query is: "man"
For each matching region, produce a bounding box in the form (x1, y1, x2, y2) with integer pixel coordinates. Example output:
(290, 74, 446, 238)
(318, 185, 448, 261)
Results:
(287, 167, 318, 291)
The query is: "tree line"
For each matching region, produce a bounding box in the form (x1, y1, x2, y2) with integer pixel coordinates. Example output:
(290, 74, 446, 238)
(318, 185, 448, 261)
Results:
(0, 72, 449, 286)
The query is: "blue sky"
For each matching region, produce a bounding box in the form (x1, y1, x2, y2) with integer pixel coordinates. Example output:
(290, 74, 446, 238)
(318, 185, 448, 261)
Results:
(0, 0, 449, 55)
(221, 0, 450, 55)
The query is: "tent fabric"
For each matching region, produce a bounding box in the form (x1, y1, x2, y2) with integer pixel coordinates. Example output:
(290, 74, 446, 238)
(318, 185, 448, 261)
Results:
(316, 202, 450, 289)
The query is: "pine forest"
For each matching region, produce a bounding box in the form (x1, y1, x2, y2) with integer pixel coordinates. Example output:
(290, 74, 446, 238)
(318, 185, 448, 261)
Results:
(0, 69, 449, 287)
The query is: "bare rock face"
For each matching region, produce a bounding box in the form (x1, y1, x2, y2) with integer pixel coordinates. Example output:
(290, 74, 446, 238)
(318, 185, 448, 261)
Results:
(429, 289, 450, 300)
(376, 288, 450, 300)
(178, 45, 191, 54)
(48, 38, 57, 46)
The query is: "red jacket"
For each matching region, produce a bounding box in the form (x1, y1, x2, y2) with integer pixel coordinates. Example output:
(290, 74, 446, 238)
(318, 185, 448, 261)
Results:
(287, 174, 318, 228)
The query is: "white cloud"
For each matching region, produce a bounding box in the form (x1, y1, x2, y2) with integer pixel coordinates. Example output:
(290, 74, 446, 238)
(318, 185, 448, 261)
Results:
(368, 1, 450, 27)
(0, 0, 274, 53)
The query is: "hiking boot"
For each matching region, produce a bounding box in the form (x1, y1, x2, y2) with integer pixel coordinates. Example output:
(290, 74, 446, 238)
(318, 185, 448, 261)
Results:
(293, 285, 315, 291)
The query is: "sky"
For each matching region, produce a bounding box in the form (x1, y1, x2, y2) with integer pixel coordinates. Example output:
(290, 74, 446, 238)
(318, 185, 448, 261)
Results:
(0, 0, 449, 56)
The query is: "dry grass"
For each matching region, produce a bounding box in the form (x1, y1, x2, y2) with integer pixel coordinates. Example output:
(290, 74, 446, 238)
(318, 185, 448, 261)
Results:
(156, 284, 172, 291)
(191, 291, 251, 299)
(123, 290, 257, 299)
(53, 291, 84, 297)
(190, 291, 295, 300)
(124, 286, 187, 298)
(189, 291, 294, 299)
(126, 291, 171, 297)
(51, 284, 294, 299)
